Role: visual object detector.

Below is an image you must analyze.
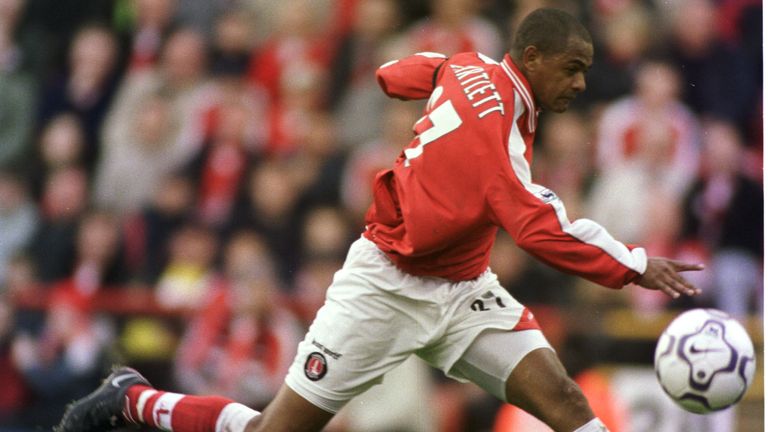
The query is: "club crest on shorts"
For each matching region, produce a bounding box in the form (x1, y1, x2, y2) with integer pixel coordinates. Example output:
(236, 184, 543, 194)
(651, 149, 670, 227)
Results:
(304, 352, 328, 381)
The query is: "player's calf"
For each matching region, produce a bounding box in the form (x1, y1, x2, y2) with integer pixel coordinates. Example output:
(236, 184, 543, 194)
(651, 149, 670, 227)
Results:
(56, 366, 261, 432)
(122, 385, 256, 431)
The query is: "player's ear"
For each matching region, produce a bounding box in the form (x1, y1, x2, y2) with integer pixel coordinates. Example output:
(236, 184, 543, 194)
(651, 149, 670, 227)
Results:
(521, 45, 542, 72)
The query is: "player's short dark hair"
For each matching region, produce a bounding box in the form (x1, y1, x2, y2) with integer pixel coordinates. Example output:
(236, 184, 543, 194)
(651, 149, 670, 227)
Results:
(511, 8, 592, 59)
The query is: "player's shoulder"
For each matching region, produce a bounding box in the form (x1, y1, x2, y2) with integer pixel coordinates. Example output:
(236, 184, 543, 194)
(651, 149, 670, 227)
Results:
(443, 52, 508, 85)
(447, 52, 500, 67)
(441, 52, 512, 95)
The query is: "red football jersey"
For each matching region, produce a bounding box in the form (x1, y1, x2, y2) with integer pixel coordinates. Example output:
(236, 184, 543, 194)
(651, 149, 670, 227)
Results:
(363, 52, 647, 288)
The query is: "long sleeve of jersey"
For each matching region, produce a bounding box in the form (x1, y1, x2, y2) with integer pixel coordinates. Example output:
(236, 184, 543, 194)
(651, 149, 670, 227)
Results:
(366, 51, 647, 288)
(487, 91, 647, 288)
(488, 174, 647, 288)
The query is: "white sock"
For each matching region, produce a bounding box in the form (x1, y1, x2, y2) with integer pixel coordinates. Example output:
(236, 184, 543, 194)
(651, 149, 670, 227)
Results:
(573, 418, 609, 432)
(214, 403, 261, 432)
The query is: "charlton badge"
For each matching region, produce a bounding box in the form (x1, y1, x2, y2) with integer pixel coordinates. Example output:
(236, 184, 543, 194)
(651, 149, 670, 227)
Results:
(304, 352, 327, 381)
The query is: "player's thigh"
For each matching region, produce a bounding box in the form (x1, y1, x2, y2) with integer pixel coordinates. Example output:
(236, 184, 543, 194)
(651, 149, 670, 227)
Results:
(285, 301, 413, 410)
(449, 329, 553, 401)
(284, 248, 430, 414)
(246, 384, 333, 432)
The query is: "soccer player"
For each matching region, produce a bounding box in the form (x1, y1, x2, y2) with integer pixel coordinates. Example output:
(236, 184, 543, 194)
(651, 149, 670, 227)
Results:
(57, 8, 703, 432)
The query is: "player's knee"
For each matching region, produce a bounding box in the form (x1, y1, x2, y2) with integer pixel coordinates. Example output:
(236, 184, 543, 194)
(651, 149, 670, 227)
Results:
(555, 376, 593, 420)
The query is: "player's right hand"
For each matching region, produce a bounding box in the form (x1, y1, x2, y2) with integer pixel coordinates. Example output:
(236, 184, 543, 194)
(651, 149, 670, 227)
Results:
(635, 257, 704, 298)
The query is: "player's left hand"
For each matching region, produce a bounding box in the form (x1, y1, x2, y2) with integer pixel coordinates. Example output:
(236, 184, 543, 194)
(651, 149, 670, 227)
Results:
(635, 257, 704, 298)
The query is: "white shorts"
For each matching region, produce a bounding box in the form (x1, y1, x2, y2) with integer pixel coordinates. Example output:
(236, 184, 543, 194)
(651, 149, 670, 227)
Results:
(285, 237, 552, 413)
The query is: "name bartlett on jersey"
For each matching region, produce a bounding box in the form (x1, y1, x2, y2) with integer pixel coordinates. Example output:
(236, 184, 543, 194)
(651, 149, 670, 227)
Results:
(450, 63, 505, 118)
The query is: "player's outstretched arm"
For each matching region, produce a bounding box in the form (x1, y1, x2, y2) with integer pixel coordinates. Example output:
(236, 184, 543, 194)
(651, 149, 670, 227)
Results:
(634, 257, 704, 298)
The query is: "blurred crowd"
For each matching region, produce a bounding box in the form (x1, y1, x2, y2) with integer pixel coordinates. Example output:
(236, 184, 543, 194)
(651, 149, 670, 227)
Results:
(0, 0, 762, 430)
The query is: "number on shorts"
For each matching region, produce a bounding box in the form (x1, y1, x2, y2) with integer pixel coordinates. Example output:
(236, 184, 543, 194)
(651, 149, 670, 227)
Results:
(470, 296, 507, 312)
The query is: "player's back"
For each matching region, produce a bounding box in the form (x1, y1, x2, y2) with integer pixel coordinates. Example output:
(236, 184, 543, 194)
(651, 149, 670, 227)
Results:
(364, 52, 520, 281)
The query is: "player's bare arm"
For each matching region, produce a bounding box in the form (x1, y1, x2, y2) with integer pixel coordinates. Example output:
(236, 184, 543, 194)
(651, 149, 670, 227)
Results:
(635, 257, 705, 298)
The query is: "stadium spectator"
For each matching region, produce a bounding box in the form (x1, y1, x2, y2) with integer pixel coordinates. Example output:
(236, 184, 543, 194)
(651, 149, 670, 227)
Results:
(185, 99, 257, 229)
(2, 254, 38, 299)
(263, 61, 328, 156)
(100, 27, 213, 184)
(680, 120, 763, 317)
(328, 0, 403, 148)
(534, 111, 593, 219)
(300, 206, 352, 264)
(228, 160, 304, 286)
(11, 286, 110, 428)
(0, 169, 38, 287)
(48, 210, 127, 300)
(579, 2, 654, 108)
(287, 206, 348, 319)
(3, 253, 47, 364)
(289, 206, 352, 323)
(664, 0, 755, 130)
(28, 112, 85, 198)
(209, 9, 257, 81)
(204, 12, 268, 153)
(174, 231, 302, 409)
(290, 110, 347, 208)
(246, 0, 334, 107)
(30, 210, 125, 360)
(117, 0, 179, 73)
(587, 60, 700, 243)
(36, 23, 121, 175)
(406, 0, 503, 58)
(19, 0, 113, 74)
(93, 92, 182, 213)
(155, 222, 219, 311)
(219, 232, 282, 293)
(122, 173, 196, 285)
(36, 113, 84, 167)
(714, 0, 761, 150)
(27, 167, 88, 283)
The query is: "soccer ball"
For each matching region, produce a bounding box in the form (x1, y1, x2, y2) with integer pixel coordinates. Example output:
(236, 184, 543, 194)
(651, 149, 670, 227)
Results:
(654, 308, 756, 414)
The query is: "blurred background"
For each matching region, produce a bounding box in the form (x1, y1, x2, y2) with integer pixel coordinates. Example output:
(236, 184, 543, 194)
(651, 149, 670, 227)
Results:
(0, 0, 762, 431)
